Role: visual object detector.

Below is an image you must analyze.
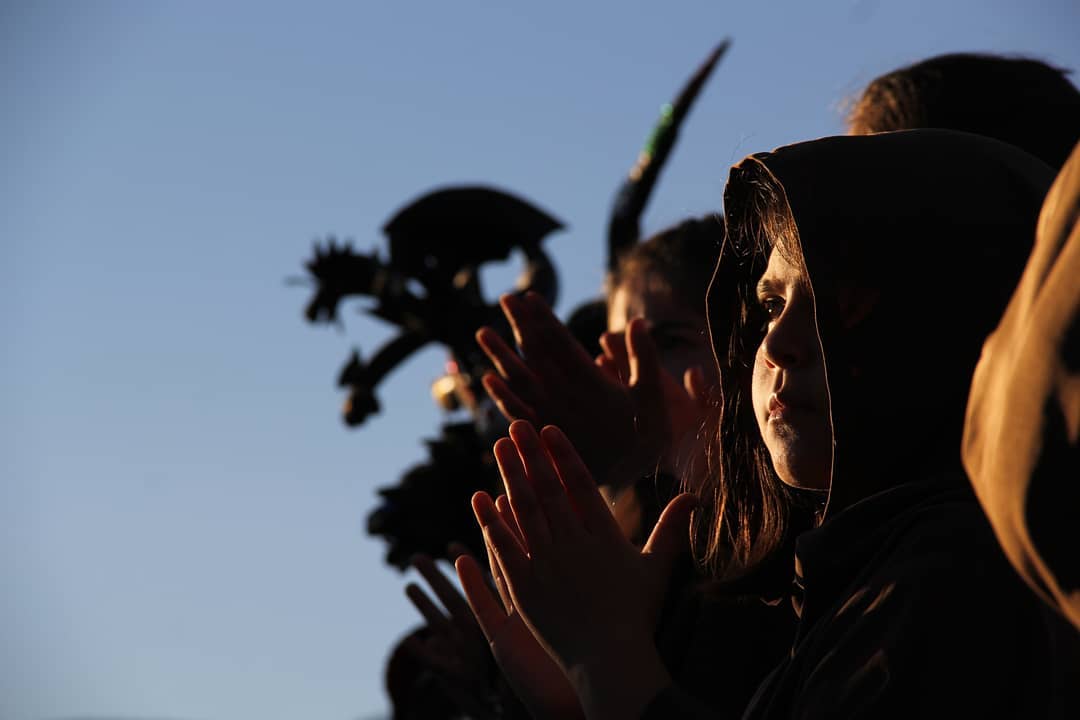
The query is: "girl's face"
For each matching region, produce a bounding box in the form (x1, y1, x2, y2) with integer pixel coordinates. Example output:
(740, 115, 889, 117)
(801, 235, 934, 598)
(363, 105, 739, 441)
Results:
(607, 277, 716, 384)
(751, 248, 833, 490)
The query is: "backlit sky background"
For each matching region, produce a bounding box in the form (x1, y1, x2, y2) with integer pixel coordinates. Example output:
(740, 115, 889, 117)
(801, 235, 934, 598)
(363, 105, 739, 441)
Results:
(3, 1, 1078, 718)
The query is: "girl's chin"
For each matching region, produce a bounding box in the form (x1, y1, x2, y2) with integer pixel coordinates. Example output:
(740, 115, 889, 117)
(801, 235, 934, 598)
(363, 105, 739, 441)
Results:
(770, 451, 831, 491)
(777, 475, 832, 492)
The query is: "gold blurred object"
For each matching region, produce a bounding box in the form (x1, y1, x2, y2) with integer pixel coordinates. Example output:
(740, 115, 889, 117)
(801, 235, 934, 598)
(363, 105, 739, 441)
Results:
(431, 374, 461, 411)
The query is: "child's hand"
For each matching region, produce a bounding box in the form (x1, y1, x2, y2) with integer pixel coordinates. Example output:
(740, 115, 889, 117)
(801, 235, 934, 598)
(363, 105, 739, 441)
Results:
(456, 496, 584, 720)
(403, 551, 497, 719)
(597, 329, 712, 462)
(476, 292, 670, 489)
(475, 420, 697, 718)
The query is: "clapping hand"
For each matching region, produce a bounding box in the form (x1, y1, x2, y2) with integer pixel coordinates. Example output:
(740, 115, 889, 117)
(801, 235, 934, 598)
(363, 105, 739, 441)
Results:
(477, 293, 676, 489)
(456, 497, 584, 720)
(463, 420, 697, 720)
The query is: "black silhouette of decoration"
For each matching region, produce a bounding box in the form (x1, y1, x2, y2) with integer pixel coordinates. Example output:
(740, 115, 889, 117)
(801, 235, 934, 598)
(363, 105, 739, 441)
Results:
(299, 186, 563, 568)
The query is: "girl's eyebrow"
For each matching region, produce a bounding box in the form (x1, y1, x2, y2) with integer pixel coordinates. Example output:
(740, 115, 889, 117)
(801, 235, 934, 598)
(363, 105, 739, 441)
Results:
(756, 277, 782, 296)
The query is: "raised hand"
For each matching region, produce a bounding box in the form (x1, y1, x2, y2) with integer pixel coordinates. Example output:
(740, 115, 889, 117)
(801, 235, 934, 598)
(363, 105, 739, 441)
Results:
(402, 551, 498, 719)
(476, 292, 671, 489)
(596, 329, 711, 461)
(456, 496, 584, 720)
(474, 420, 698, 719)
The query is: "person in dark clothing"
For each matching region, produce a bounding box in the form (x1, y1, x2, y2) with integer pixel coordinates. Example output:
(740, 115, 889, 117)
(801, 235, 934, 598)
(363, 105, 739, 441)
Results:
(458, 129, 1079, 719)
(462, 218, 797, 719)
(847, 52, 1080, 170)
(962, 139, 1080, 633)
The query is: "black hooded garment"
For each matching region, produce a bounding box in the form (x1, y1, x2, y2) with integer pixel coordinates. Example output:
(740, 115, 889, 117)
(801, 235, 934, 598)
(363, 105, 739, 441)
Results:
(962, 139, 1080, 633)
(644, 130, 1079, 719)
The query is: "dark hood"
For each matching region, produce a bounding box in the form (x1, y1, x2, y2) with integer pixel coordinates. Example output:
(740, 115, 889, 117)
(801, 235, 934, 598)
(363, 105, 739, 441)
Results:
(962, 140, 1080, 630)
(714, 129, 1054, 517)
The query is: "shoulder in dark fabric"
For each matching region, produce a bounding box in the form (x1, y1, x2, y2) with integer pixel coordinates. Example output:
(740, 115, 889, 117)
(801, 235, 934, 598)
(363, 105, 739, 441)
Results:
(963, 139, 1080, 632)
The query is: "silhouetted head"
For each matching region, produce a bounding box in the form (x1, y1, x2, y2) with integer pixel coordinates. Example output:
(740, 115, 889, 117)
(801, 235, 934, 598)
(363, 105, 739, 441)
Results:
(848, 52, 1080, 169)
(385, 626, 460, 720)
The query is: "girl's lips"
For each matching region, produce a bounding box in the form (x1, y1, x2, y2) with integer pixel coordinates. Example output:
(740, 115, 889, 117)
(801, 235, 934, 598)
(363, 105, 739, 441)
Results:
(768, 392, 813, 420)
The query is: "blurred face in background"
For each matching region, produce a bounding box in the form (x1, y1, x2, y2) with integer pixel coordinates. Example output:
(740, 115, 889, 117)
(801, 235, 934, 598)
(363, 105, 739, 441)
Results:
(607, 274, 716, 385)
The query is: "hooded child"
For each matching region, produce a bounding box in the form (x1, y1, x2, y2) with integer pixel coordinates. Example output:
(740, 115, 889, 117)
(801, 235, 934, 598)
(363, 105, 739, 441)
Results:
(462, 130, 1078, 720)
(467, 218, 798, 719)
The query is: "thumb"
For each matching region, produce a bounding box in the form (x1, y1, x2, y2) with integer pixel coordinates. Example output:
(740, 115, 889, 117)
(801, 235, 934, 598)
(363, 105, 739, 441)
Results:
(627, 318, 669, 444)
(683, 365, 707, 404)
(641, 492, 698, 569)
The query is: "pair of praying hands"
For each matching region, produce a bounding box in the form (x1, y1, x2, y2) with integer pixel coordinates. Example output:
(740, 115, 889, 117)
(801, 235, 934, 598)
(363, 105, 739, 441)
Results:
(459, 421, 698, 719)
(403, 293, 703, 718)
(404, 429, 696, 720)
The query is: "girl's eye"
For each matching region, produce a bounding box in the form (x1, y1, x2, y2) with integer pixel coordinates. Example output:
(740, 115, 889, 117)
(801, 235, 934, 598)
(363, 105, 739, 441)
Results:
(760, 296, 785, 320)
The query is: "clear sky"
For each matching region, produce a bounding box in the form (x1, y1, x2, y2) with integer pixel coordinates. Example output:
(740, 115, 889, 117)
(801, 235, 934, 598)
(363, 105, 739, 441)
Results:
(3, 1, 1078, 718)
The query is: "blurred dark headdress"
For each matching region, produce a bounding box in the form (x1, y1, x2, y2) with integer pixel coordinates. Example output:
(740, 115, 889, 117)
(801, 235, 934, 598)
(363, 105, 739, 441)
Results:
(570, 40, 730, 353)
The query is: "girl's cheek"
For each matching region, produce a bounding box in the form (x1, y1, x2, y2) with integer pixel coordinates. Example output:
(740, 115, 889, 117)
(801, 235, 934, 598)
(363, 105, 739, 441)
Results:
(750, 348, 771, 430)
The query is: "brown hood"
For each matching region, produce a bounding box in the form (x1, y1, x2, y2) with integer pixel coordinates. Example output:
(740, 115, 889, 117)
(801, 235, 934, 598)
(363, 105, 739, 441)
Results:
(962, 140, 1080, 630)
(715, 129, 1054, 517)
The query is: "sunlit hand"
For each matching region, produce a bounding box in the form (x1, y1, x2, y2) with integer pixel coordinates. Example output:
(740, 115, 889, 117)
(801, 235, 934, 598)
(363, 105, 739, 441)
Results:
(476, 292, 670, 489)
(456, 497, 584, 720)
(475, 420, 697, 720)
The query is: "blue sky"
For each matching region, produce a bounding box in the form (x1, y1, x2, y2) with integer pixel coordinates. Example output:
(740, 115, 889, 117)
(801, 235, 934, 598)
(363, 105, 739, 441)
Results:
(3, 1, 1078, 718)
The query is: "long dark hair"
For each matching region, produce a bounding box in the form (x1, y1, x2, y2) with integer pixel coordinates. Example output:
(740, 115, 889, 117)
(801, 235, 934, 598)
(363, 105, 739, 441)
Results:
(690, 162, 811, 581)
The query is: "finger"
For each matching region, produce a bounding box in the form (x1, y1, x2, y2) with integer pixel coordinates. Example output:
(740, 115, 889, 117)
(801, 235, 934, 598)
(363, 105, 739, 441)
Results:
(627, 318, 669, 442)
(473, 490, 527, 557)
(684, 365, 710, 406)
(499, 294, 572, 393)
(405, 582, 453, 633)
(539, 424, 625, 541)
(472, 489, 533, 596)
(596, 353, 620, 381)
(520, 292, 597, 376)
(508, 420, 583, 545)
(482, 372, 540, 425)
(447, 545, 500, 642)
(484, 528, 514, 611)
(480, 519, 536, 616)
(495, 493, 526, 547)
(642, 492, 699, 569)
(498, 293, 530, 348)
(600, 331, 631, 383)
(476, 326, 537, 389)
(412, 554, 475, 628)
(456, 553, 509, 643)
(494, 435, 552, 551)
